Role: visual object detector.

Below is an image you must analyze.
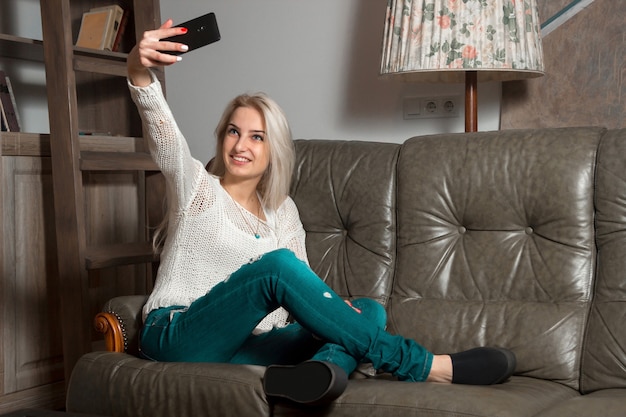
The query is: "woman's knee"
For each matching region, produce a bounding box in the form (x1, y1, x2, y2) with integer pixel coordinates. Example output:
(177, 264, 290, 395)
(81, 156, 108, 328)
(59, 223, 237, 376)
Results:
(255, 249, 309, 275)
(260, 248, 296, 261)
(351, 298, 387, 329)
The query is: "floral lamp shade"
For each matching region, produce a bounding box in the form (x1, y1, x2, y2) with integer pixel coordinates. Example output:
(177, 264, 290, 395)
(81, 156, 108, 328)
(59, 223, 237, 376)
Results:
(380, 0, 545, 83)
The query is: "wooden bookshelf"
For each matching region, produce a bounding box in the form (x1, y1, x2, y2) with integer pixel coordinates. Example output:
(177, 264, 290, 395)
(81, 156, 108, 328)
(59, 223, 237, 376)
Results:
(0, 0, 164, 412)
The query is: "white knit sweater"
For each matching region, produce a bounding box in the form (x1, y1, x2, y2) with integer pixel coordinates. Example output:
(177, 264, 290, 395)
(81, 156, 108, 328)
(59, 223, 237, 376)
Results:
(129, 72, 309, 331)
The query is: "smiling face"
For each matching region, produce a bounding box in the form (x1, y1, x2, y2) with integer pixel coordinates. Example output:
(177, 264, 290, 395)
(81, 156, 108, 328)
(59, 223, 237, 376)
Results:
(221, 106, 270, 185)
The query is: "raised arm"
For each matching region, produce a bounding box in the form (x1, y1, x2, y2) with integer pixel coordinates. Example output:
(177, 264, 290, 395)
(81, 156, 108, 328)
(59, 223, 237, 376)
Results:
(126, 20, 205, 214)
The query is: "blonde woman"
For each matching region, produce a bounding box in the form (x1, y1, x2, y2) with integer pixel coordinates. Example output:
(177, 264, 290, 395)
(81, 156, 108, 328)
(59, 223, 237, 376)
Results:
(126, 20, 516, 406)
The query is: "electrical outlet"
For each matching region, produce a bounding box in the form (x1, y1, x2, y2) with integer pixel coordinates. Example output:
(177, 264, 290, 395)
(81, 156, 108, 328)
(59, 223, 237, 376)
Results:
(403, 96, 461, 119)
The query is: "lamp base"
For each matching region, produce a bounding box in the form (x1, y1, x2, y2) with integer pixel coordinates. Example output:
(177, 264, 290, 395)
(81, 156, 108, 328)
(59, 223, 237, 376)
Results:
(465, 71, 478, 133)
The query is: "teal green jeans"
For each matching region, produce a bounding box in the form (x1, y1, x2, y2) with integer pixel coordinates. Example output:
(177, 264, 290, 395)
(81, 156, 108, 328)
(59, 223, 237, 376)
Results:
(140, 248, 433, 381)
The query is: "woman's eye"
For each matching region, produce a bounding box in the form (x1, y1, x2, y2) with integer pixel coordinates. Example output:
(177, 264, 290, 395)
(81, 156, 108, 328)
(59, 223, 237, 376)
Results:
(252, 134, 264, 141)
(228, 128, 239, 136)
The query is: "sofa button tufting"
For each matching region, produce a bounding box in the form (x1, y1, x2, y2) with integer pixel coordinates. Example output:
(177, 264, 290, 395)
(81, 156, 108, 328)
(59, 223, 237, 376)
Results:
(525, 227, 534, 235)
(458, 226, 467, 234)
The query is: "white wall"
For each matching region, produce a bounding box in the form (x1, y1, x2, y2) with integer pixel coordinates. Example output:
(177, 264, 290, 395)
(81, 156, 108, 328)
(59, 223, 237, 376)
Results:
(2, 1, 502, 149)
(160, 0, 501, 163)
(0, 0, 49, 134)
(0, 0, 500, 145)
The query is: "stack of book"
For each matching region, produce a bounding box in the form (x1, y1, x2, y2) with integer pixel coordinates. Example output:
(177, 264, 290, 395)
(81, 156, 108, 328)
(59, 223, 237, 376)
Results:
(0, 70, 20, 132)
(76, 4, 129, 52)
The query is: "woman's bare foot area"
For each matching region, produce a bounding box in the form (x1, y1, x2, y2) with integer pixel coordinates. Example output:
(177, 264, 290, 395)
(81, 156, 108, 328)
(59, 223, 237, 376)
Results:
(426, 354, 452, 383)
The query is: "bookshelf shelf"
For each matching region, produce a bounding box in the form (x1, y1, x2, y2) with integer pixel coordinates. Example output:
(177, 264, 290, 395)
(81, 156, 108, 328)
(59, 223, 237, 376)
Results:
(85, 241, 158, 270)
(0, 34, 44, 62)
(73, 50, 128, 77)
(0, 131, 50, 156)
(74, 45, 128, 60)
(80, 151, 159, 171)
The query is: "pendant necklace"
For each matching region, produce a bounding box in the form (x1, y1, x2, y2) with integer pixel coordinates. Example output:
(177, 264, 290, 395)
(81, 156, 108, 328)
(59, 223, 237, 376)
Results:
(236, 198, 262, 239)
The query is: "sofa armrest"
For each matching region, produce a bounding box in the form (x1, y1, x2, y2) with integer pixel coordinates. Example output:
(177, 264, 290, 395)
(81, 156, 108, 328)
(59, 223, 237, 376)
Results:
(94, 312, 126, 352)
(94, 295, 148, 355)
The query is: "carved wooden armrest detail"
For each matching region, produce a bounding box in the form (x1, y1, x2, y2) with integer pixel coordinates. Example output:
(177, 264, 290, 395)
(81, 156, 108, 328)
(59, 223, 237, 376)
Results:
(94, 312, 126, 353)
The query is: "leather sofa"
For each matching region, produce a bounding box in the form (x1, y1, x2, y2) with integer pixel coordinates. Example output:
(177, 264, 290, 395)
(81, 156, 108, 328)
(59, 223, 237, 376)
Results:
(66, 127, 626, 416)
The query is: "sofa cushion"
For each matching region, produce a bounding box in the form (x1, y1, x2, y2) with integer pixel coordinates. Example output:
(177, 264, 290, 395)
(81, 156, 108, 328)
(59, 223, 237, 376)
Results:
(272, 376, 578, 417)
(291, 140, 400, 304)
(391, 127, 604, 390)
(582, 128, 626, 393)
(66, 352, 269, 417)
(533, 389, 626, 417)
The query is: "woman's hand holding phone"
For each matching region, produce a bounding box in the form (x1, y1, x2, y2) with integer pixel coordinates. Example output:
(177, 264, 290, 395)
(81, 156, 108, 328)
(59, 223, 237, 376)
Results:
(127, 14, 220, 87)
(127, 20, 189, 87)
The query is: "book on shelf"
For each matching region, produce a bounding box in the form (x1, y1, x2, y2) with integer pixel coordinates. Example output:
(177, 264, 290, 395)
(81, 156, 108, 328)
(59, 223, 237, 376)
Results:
(1, 98, 6, 132)
(90, 4, 124, 50)
(76, 4, 125, 51)
(111, 8, 130, 52)
(76, 8, 113, 50)
(0, 70, 21, 132)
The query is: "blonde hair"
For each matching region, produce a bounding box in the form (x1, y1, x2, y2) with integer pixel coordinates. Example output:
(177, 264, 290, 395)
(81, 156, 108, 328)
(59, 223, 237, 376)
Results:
(153, 93, 295, 250)
(210, 92, 295, 211)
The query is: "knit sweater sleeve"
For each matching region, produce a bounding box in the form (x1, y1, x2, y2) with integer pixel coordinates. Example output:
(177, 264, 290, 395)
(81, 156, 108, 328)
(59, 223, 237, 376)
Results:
(127, 70, 203, 210)
(276, 197, 309, 265)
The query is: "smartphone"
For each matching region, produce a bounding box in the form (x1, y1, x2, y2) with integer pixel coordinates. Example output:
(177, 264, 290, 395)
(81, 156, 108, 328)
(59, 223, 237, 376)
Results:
(162, 12, 221, 55)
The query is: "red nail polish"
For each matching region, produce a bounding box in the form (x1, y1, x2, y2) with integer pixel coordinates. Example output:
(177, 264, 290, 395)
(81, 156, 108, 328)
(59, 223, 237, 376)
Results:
(180, 27, 188, 33)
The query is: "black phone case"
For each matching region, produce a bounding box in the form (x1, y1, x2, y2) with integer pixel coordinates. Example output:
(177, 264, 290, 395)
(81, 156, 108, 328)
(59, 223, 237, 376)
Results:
(163, 12, 220, 55)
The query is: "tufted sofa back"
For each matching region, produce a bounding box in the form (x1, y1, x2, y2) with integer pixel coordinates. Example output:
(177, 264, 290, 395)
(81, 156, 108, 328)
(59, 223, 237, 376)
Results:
(291, 140, 400, 305)
(582, 129, 626, 394)
(388, 127, 603, 391)
(292, 128, 626, 393)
